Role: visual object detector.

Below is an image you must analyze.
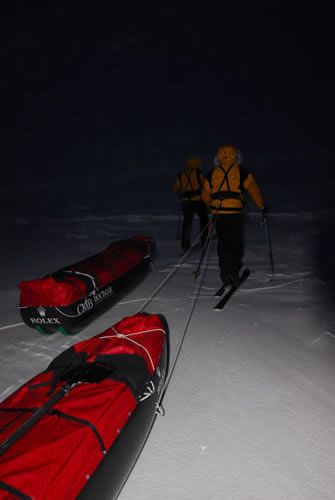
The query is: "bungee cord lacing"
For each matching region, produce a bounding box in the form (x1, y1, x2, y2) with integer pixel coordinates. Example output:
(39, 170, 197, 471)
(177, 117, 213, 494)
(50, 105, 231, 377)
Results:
(99, 326, 166, 372)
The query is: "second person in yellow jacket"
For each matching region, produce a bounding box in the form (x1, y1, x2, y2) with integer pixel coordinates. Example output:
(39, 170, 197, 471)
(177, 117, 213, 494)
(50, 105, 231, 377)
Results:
(202, 145, 266, 286)
(172, 155, 209, 252)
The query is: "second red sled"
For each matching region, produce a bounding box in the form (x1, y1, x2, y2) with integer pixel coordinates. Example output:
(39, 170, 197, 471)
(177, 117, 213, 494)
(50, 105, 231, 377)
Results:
(19, 235, 156, 334)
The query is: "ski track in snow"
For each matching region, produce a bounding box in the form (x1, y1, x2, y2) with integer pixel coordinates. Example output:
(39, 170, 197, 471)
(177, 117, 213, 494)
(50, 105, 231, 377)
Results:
(0, 322, 25, 331)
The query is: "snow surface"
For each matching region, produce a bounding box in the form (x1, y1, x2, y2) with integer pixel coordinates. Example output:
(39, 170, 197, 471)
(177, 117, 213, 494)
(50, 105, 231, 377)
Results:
(1, 210, 335, 499)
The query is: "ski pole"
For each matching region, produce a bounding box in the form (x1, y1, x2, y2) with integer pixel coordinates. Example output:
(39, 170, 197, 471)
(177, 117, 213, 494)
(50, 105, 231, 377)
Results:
(176, 198, 182, 240)
(193, 216, 216, 279)
(263, 212, 275, 281)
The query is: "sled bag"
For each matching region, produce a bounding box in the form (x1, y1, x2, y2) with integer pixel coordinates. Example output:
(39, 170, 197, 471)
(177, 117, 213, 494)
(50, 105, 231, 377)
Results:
(0, 313, 166, 500)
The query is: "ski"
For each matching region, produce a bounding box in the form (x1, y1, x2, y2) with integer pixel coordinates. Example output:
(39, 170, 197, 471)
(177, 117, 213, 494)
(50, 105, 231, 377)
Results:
(214, 268, 250, 310)
(214, 284, 226, 297)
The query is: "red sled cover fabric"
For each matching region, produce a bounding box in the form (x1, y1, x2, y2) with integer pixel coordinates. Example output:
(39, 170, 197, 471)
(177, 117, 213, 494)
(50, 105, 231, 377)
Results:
(0, 313, 165, 500)
(19, 236, 152, 307)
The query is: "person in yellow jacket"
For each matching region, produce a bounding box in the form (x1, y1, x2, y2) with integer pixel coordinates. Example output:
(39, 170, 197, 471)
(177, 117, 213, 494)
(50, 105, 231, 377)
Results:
(202, 145, 266, 286)
(172, 155, 209, 252)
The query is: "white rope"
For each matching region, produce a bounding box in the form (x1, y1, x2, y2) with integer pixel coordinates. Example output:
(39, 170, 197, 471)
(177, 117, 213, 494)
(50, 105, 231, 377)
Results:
(64, 270, 98, 290)
(54, 307, 82, 318)
(99, 327, 166, 339)
(138, 220, 211, 313)
(99, 326, 166, 372)
(157, 224, 216, 408)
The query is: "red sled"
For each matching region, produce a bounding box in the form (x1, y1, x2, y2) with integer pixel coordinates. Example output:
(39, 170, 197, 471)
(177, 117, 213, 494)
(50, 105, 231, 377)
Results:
(19, 235, 156, 334)
(0, 313, 169, 500)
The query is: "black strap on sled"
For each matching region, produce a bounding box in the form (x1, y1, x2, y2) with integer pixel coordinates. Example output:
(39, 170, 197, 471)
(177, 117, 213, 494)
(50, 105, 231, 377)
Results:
(52, 409, 106, 452)
(0, 383, 71, 458)
(0, 406, 106, 455)
(1, 405, 107, 454)
(0, 412, 24, 435)
(0, 349, 152, 458)
(0, 481, 31, 500)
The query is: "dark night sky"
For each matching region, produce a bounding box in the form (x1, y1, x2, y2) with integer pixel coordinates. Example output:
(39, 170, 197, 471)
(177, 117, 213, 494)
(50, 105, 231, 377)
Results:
(3, 1, 335, 214)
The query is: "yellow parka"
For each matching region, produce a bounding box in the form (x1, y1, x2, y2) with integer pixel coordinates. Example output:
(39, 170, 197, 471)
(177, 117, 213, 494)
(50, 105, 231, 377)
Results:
(172, 156, 207, 202)
(202, 145, 265, 214)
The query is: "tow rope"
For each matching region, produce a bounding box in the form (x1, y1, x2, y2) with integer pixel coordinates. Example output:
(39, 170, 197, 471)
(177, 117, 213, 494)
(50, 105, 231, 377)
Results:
(137, 218, 216, 413)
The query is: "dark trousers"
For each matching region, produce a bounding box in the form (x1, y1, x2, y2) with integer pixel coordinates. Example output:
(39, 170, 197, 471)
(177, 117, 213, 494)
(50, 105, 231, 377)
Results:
(182, 201, 209, 251)
(215, 214, 245, 282)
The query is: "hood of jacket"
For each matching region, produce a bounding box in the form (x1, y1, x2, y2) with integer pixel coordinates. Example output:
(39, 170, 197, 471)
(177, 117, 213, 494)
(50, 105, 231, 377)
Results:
(184, 155, 201, 170)
(215, 145, 239, 168)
